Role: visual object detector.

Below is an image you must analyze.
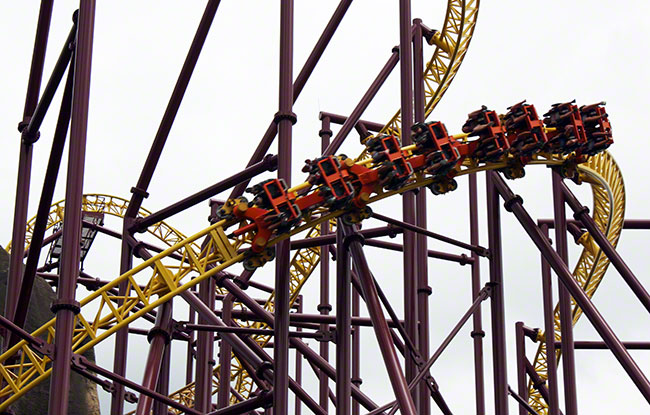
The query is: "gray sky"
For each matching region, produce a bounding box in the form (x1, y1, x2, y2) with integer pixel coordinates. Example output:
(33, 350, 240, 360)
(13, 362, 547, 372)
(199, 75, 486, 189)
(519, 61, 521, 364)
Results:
(1, 1, 650, 414)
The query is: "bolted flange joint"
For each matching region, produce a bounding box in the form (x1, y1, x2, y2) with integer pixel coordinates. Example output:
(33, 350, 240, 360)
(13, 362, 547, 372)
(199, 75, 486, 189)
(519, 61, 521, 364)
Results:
(255, 360, 274, 379)
(503, 194, 523, 212)
(130, 186, 149, 199)
(147, 325, 172, 345)
(273, 111, 297, 125)
(318, 128, 333, 138)
(50, 299, 81, 314)
(343, 233, 365, 249)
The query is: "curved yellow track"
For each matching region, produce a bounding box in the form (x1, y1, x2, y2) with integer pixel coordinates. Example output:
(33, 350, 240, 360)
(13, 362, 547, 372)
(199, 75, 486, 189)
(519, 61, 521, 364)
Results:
(527, 152, 625, 414)
(1, 1, 626, 413)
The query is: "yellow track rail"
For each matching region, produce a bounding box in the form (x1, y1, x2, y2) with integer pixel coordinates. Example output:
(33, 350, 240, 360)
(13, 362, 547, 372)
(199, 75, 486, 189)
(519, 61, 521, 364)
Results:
(526, 152, 625, 414)
(0, 149, 622, 412)
(169, 0, 481, 407)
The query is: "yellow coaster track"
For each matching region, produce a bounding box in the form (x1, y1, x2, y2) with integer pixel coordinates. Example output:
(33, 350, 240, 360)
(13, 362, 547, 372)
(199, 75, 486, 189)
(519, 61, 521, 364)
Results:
(0, 1, 626, 413)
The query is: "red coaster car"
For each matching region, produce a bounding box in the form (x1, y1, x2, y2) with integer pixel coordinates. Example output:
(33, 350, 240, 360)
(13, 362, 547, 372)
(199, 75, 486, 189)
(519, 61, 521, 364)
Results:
(302, 156, 354, 209)
(503, 101, 548, 157)
(365, 134, 413, 190)
(543, 101, 586, 154)
(462, 106, 509, 162)
(579, 102, 612, 156)
(411, 121, 461, 176)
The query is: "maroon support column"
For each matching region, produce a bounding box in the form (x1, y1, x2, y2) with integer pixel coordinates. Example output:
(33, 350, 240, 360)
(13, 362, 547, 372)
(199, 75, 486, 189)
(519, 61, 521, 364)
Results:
(552, 171, 578, 414)
(486, 171, 509, 415)
(336, 224, 352, 414)
(135, 302, 173, 415)
(342, 225, 418, 415)
(515, 322, 527, 415)
(539, 224, 560, 415)
(217, 294, 233, 409)
(196, 276, 217, 411)
(5, 0, 54, 326)
(274, 1, 295, 413)
(318, 116, 332, 411)
(399, 1, 418, 406)
(491, 173, 650, 403)
(469, 173, 486, 414)
(352, 279, 361, 415)
(413, 18, 431, 415)
(47, 2, 95, 414)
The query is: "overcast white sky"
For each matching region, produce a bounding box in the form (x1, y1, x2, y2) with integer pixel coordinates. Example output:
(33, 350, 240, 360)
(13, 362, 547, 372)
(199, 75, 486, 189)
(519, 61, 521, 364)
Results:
(1, 1, 650, 414)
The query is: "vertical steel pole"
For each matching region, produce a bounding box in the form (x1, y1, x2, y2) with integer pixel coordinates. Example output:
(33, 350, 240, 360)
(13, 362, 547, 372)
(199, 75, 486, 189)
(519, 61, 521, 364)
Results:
(485, 171, 509, 415)
(352, 281, 361, 415)
(295, 298, 304, 415)
(318, 116, 332, 412)
(153, 340, 172, 415)
(399, 1, 418, 408)
(413, 18, 431, 415)
(336, 224, 352, 415)
(552, 172, 578, 414)
(47, 2, 95, 414)
(469, 172, 486, 414)
(342, 225, 418, 415)
(218, 295, 234, 409)
(136, 302, 173, 415)
(186, 288, 196, 385)
(5, 0, 54, 326)
(112, 229, 133, 415)
(515, 322, 528, 415)
(491, 173, 650, 402)
(274, 1, 295, 413)
(196, 276, 217, 411)
(539, 224, 560, 415)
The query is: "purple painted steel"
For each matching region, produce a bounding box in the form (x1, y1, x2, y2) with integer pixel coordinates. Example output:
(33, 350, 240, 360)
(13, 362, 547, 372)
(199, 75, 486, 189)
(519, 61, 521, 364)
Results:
(184, 287, 329, 415)
(556, 341, 650, 350)
(469, 172, 486, 415)
(48, 2, 95, 413)
(486, 171, 509, 415)
(413, 21, 430, 412)
(273, 0, 295, 412)
(23, 24, 77, 141)
(552, 172, 578, 415)
(186, 288, 196, 384)
(9, 50, 75, 347)
(539, 224, 561, 415)
(372, 212, 488, 255)
(218, 295, 233, 409)
(70, 354, 203, 415)
(295, 298, 304, 415)
(125, 0, 221, 218)
(508, 386, 541, 415)
(292, 225, 401, 249)
(320, 111, 386, 132)
(132, 154, 277, 232)
(319, 116, 332, 412)
(230, 0, 354, 198)
(214, 278, 381, 412)
(364, 238, 474, 264)
(5, 0, 54, 329)
(538, 219, 650, 230)
(515, 322, 528, 415)
(153, 341, 171, 415)
(559, 181, 650, 314)
(205, 391, 273, 415)
(398, 3, 418, 403)
(196, 276, 217, 411)
(336, 224, 352, 415)
(342, 224, 418, 415)
(323, 50, 400, 156)
(369, 285, 491, 415)
(491, 172, 650, 403)
(352, 280, 361, 415)
(135, 302, 173, 415)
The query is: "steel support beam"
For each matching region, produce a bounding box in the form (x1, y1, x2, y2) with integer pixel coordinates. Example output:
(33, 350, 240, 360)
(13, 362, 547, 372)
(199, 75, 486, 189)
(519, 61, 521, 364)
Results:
(48, 2, 95, 413)
(491, 172, 650, 403)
